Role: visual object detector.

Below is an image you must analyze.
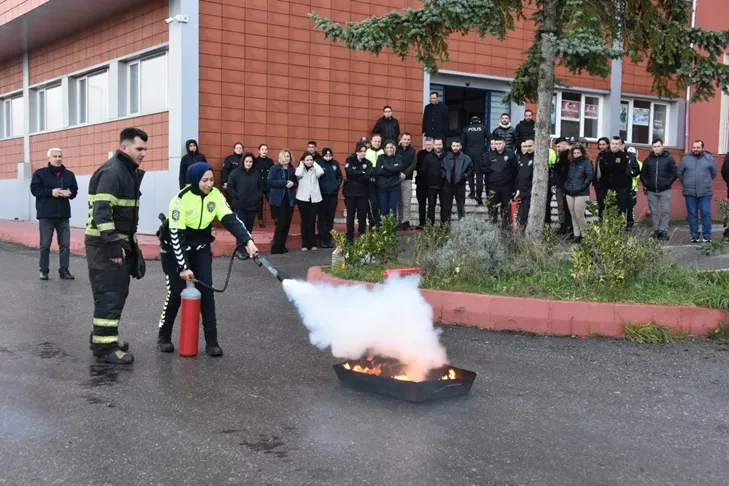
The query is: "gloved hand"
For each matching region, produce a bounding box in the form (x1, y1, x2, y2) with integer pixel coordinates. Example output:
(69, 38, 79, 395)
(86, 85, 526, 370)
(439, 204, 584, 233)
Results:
(131, 243, 146, 279)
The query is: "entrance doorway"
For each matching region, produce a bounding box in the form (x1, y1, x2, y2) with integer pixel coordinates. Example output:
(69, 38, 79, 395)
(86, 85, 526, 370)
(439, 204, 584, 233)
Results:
(431, 85, 511, 147)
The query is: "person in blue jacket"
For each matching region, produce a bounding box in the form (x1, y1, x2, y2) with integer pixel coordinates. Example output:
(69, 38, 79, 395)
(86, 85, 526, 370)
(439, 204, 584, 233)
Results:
(268, 149, 298, 254)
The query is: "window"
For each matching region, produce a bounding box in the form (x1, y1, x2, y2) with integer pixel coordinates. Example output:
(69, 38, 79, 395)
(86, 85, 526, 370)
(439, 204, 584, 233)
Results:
(2, 96, 24, 138)
(620, 99, 669, 145)
(37, 84, 63, 132)
(127, 53, 168, 115)
(77, 71, 108, 124)
(550, 91, 603, 140)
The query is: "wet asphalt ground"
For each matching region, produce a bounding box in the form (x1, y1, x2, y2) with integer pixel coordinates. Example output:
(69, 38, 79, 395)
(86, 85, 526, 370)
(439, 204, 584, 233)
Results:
(1, 242, 729, 486)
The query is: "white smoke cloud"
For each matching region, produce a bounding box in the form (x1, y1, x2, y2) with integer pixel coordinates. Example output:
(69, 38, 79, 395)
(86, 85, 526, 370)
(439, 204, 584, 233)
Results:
(282, 275, 448, 381)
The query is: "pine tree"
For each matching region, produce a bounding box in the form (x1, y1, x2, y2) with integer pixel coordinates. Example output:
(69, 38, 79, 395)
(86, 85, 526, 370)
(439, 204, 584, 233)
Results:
(310, 0, 729, 238)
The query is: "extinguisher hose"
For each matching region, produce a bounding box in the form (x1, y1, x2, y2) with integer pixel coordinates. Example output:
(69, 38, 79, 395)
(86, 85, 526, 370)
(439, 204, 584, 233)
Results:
(191, 243, 248, 293)
(190, 245, 291, 292)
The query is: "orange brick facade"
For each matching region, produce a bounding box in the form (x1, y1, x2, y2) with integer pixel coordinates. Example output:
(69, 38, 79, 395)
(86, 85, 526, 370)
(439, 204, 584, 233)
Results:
(0, 0, 169, 180)
(29, 113, 169, 175)
(0, 0, 726, 229)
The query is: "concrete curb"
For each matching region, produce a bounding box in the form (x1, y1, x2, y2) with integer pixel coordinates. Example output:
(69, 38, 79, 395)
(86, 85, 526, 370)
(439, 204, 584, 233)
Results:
(0, 220, 272, 259)
(306, 266, 727, 338)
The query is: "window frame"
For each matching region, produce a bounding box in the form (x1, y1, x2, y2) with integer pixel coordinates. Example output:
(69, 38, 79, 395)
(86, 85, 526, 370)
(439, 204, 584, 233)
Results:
(126, 52, 168, 116)
(75, 69, 109, 126)
(35, 83, 63, 133)
(2, 95, 24, 139)
(549, 91, 604, 141)
(619, 99, 670, 146)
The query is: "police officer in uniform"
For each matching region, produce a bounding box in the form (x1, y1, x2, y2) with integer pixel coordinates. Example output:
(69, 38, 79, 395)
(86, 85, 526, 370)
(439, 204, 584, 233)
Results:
(157, 162, 258, 357)
(461, 116, 489, 203)
(85, 128, 148, 364)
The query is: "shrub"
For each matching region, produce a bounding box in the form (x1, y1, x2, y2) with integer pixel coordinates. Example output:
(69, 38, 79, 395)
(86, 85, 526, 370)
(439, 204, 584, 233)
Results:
(502, 225, 561, 276)
(432, 217, 505, 283)
(331, 213, 400, 268)
(571, 192, 662, 287)
(414, 221, 450, 275)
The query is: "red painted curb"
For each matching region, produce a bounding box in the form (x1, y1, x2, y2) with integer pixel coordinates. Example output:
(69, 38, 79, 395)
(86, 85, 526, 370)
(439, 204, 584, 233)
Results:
(306, 266, 727, 338)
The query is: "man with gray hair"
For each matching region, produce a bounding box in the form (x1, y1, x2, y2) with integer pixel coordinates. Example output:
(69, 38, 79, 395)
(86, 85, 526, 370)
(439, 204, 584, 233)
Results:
(30, 148, 78, 280)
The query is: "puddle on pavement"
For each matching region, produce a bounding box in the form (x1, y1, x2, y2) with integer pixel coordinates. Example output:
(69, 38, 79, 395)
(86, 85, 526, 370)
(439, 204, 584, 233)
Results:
(239, 434, 288, 459)
(33, 342, 72, 360)
(79, 362, 130, 389)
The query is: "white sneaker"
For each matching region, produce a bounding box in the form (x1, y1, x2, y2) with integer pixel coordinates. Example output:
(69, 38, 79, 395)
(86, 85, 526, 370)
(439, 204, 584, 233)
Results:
(301, 247, 308, 251)
(311, 247, 318, 251)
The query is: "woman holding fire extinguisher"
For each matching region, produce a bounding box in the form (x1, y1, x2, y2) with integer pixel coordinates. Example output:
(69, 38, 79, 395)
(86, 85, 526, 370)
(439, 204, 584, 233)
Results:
(157, 162, 258, 357)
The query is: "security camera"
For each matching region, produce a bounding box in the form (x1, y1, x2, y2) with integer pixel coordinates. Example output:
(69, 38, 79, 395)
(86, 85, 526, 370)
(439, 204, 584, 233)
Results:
(165, 14, 188, 24)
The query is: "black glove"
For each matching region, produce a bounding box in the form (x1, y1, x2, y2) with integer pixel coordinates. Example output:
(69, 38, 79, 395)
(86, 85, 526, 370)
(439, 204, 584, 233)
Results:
(131, 242, 146, 279)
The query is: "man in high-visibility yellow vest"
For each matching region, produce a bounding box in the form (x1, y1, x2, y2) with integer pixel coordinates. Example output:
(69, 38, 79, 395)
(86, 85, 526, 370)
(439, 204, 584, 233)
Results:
(626, 146, 643, 231)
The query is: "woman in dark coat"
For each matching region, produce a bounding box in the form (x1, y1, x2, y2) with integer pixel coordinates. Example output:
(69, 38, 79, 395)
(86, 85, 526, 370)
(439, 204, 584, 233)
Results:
(227, 152, 262, 259)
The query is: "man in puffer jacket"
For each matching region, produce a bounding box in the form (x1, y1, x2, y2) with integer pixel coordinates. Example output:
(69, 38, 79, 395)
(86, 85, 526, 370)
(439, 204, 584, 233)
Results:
(639, 138, 677, 239)
(316, 148, 343, 248)
(439, 139, 473, 223)
(679, 140, 717, 242)
(491, 113, 516, 152)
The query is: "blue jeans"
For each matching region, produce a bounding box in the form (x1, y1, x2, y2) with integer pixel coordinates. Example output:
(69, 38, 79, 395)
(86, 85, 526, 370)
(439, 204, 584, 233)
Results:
(685, 195, 712, 239)
(378, 190, 400, 225)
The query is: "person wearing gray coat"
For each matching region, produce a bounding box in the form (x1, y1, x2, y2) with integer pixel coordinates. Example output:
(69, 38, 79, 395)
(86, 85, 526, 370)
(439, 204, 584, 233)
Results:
(678, 140, 717, 242)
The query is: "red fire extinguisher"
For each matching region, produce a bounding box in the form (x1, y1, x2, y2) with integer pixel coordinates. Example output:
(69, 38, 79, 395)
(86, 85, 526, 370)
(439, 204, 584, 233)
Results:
(179, 279, 201, 357)
(510, 201, 520, 232)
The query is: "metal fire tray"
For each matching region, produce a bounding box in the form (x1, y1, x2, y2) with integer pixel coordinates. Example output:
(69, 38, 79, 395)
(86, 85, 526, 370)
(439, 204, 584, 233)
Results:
(333, 362, 477, 403)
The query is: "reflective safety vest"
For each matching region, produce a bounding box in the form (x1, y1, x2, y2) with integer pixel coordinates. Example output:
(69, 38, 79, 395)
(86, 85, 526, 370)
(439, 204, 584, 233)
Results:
(365, 147, 384, 167)
(632, 159, 643, 192)
(549, 148, 557, 166)
(169, 186, 232, 232)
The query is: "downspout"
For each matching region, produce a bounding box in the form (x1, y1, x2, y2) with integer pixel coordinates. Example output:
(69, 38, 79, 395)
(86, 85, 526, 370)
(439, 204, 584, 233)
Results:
(684, 0, 698, 151)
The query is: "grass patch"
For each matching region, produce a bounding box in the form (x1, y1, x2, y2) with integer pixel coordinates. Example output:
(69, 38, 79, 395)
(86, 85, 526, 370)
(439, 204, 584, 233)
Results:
(624, 322, 673, 344)
(327, 261, 729, 310)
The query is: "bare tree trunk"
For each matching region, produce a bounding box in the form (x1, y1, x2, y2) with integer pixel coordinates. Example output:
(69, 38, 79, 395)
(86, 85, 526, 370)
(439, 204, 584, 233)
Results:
(525, 0, 559, 239)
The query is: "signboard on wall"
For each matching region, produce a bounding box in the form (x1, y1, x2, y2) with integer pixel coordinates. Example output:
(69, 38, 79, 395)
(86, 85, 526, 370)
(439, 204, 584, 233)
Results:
(633, 107, 650, 126)
(561, 100, 581, 120)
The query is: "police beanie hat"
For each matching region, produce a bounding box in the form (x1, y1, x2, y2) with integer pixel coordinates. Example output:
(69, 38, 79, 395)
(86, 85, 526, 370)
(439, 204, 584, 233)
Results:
(187, 161, 214, 187)
(322, 148, 333, 157)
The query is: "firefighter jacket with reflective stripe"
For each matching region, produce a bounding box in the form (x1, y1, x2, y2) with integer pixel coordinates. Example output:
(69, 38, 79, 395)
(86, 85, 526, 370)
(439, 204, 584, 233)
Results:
(166, 186, 252, 272)
(85, 150, 144, 258)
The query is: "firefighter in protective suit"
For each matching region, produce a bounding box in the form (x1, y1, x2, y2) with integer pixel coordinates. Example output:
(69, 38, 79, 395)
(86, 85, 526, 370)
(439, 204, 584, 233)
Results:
(157, 162, 258, 357)
(85, 128, 148, 364)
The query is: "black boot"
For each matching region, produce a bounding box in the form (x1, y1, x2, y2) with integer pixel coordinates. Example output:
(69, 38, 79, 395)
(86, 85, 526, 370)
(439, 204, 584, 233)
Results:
(206, 343, 223, 357)
(157, 336, 174, 353)
(59, 268, 75, 280)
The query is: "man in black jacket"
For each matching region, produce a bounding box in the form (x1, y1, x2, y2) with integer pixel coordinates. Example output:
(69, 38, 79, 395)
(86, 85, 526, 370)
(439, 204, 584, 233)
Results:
(397, 133, 417, 230)
(30, 148, 78, 281)
(640, 138, 677, 239)
(514, 110, 536, 155)
(440, 139, 473, 223)
(516, 139, 535, 229)
(492, 113, 516, 152)
(414, 138, 434, 229)
(254, 144, 274, 228)
(595, 136, 632, 221)
(422, 92, 450, 142)
(424, 138, 446, 226)
(300, 140, 320, 162)
(85, 128, 148, 365)
(372, 105, 401, 144)
(178, 139, 206, 189)
(462, 116, 489, 201)
(482, 135, 518, 228)
(317, 148, 343, 248)
(553, 137, 576, 235)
